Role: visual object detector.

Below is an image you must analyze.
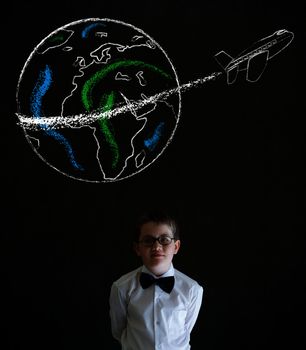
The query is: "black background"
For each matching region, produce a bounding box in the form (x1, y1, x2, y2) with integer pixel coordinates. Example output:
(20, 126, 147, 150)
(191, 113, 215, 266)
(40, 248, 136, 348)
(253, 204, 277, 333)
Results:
(2, 1, 305, 349)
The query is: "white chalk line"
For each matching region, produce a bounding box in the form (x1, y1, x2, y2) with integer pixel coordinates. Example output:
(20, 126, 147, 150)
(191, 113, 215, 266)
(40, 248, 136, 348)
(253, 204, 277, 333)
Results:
(16, 72, 222, 131)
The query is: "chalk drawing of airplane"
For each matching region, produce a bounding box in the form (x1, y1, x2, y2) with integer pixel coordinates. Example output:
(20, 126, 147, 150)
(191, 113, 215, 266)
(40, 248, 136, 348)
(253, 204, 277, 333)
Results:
(214, 29, 294, 84)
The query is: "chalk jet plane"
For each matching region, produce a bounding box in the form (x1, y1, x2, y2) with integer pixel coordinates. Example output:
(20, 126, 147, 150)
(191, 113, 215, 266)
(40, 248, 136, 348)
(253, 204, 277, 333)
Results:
(214, 29, 294, 84)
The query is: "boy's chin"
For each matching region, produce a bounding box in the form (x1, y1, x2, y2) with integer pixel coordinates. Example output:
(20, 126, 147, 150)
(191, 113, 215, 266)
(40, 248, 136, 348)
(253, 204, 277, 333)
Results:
(149, 256, 168, 265)
(145, 260, 171, 274)
(151, 255, 165, 261)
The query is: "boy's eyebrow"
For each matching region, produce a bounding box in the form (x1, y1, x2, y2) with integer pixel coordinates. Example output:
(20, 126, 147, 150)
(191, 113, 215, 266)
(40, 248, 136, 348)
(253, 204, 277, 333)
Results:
(141, 233, 173, 238)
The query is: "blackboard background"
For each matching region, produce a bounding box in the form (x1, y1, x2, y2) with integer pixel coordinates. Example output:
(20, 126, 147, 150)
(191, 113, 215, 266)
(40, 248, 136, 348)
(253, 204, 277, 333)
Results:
(2, 1, 305, 349)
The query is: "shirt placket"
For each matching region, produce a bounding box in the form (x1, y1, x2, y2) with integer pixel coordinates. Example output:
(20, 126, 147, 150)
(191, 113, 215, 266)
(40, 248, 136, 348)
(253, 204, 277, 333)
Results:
(153, 285, 162, 349)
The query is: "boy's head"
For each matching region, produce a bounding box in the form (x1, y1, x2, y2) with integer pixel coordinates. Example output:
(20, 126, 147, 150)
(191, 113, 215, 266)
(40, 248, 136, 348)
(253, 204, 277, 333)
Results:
(133, 210, 181, 276)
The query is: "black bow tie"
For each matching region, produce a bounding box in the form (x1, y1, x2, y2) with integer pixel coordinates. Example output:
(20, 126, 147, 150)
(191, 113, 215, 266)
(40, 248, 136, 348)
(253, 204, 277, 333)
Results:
(140, 272, 175, 294)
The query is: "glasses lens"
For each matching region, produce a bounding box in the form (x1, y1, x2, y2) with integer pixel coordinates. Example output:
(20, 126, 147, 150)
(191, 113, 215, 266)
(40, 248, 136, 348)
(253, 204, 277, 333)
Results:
(159, 236, 173, 245)
(142, 237, 155, 246)
(140, 236, 174, 246)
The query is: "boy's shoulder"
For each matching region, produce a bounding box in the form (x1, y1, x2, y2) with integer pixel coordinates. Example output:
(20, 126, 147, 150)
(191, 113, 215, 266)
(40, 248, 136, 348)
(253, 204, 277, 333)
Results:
(174, 267, 203, 290)
(113, 266, 142, 289)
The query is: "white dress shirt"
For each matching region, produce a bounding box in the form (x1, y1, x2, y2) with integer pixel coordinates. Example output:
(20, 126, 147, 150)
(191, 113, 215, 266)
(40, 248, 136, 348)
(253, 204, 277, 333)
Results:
(109, 263, 203, 350)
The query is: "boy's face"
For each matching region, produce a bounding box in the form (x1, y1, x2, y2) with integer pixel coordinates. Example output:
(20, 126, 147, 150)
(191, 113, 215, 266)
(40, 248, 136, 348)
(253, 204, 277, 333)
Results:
(134, 221, 180, 276)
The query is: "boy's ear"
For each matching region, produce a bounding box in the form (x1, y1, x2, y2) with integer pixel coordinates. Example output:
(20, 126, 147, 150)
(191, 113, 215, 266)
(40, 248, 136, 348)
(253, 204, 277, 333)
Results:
(133, 242, 141, 256)
(174, 239, 181, 254)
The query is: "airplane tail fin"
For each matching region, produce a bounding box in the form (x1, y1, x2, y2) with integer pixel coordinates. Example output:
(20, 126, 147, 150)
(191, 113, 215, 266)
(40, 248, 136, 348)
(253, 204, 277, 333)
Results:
(214, 50, 234, 69)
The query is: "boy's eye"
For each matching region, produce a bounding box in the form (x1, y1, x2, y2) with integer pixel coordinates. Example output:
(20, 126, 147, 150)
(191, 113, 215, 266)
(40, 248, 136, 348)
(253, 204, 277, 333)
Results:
(140, 235, 174, 246)
(142, 237, 155, 245)
(159, 236, 172, 244)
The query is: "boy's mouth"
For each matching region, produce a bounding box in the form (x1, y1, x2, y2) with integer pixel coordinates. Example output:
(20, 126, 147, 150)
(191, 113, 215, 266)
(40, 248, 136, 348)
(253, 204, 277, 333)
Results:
(151, 253, 165, 258)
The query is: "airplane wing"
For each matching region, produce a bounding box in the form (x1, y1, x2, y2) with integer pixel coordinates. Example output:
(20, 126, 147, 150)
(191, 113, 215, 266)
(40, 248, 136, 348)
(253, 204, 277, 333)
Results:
(214, 50, 239, 84)
(246, 50, 269, 82)
(227, 66, 239, 84)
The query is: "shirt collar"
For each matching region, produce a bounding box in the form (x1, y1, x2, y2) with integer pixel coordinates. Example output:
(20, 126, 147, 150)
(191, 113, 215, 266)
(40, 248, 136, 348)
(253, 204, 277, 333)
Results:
(141, 263, 174, 278)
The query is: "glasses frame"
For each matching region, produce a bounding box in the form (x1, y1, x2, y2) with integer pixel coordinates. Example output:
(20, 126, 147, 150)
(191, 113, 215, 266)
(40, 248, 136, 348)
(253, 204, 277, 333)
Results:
(138, 235, 176, 247)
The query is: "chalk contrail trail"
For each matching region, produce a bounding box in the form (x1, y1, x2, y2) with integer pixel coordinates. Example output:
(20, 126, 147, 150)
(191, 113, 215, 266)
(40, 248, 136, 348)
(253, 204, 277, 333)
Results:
(16, 71, 222, 131)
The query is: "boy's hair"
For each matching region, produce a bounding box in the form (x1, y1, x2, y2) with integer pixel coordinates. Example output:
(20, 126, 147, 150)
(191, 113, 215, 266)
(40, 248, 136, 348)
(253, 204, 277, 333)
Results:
(134, 209, 180, 242)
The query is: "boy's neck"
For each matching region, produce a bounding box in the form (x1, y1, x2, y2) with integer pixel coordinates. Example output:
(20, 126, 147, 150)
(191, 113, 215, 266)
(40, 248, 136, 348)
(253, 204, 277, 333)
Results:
(145, 263, 172, 277)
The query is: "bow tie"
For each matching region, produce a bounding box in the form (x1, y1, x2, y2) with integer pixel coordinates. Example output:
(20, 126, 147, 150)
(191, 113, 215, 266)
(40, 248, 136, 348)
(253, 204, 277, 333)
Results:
(140, 272, 175, 294)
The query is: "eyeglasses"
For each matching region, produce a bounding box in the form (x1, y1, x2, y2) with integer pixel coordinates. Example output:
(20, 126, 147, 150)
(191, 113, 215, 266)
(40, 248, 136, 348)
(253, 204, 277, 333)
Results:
(138, 235, 175, 247)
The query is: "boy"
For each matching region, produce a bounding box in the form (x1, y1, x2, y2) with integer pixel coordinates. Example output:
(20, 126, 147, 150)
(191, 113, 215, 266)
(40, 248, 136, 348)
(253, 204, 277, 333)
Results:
(109, 210, 203, 350)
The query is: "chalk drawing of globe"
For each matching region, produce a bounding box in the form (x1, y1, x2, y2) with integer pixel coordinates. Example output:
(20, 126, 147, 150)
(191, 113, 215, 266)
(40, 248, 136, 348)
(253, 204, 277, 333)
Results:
(16, 18, 181, 182)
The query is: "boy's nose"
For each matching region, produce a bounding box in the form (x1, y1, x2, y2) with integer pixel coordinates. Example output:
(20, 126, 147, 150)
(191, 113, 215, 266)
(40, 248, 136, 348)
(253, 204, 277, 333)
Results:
(152, 240, 163, 249)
